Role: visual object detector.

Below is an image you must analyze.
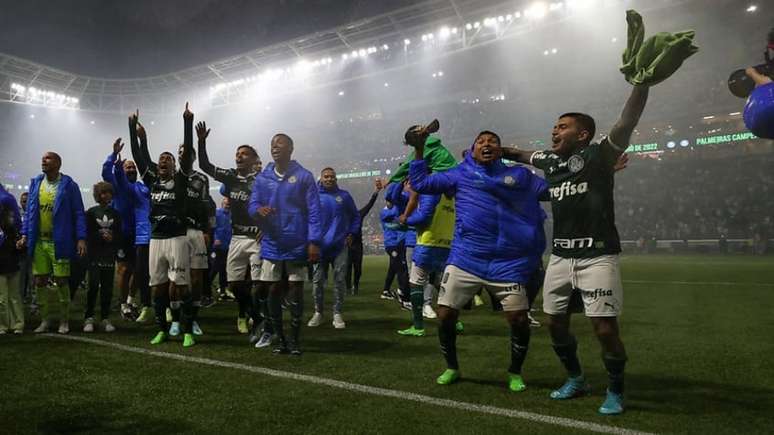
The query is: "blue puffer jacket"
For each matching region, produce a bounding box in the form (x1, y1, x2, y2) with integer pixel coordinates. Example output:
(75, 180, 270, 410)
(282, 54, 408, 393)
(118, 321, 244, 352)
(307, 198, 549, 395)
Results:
(102, 153, 135, 236)
(248, 160, 321, 261)
(213, 208, 232, 251)
(318, 183, 360, 260)
(385, 182, 418, 248)
(114, 158, 151, 245)
(409, 154, 547, 283)
(23, 173, 87, 259)
(380, 205, 405, 249)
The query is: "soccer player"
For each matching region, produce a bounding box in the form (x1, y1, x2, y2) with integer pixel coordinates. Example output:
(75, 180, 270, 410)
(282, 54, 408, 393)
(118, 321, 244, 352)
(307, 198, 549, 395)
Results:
(19, 152, 87, 334)
(83, 181, 121, 333)
(407, 128, 547, 391)
(395, 179, 455, 338)
(248, 133, 321, 355)
(209, 197, 231, 302)
(0, 184, 24, 334)
(307, 167, 360, 329)
(130, 104, 196, 347)
(345, 178, 383, 295)
(175, 138, 213, 337)
(196, 122, 265, 338)
(115, 129, 153, 324)
(378, 200, 409, 301)
(103, 137, 153, 323)
(502, 84, 650, 414)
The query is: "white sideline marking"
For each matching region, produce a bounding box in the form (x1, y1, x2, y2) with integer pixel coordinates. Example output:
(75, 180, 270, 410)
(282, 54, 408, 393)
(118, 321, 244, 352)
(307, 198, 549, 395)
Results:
(47, 334, 653, 435)
(624, 280, 774, 287)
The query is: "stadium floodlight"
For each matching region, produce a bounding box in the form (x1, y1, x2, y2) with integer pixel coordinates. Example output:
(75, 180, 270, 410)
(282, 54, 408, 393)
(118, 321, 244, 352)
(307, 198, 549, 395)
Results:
(703, 115, 715, 120)
(746, 4, 757, 12)
(543, 50, 550, 55)
(484, 17, 497, 27)
(440, 26, 451, 39)
(29, 114, 35, 119)
(549, 2, 563, 11)
(11, 82, 79, 108)
(473, 21, 481, 28)
(404, 38, 411, 45)
(465, 23, 473, 30)
(525, 2, 548, 19)
(432, 73, 437, 78)
(451, 27, 458, 34)
(338, 90, 345, 96)
(422, 34, 428, 42)
(382, 44, 389, 50)
(728, 111, 741, 116)
(551, 47, 558, 54)
(90, 120, 95, 125)
(506, 14, 513, 21)
(342, 53, 349, 60)
(515, 11, 522, 18)
(384, 82, 389, 87)
(367, 46, 377, 54)
(497, 15, 505, 22)
(679, 139, 690, 147)
(358, 48, 367, 57)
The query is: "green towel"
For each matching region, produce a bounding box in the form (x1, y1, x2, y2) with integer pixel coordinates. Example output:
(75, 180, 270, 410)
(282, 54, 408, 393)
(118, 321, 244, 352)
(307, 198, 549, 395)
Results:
(389, 136, 457, 183)
(620, 10, 699, 86)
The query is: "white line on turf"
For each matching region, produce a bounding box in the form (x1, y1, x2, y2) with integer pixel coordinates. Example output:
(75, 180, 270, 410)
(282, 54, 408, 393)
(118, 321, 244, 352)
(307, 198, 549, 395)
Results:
(623, 280, 774, 287)
(46, 334, 654, 435)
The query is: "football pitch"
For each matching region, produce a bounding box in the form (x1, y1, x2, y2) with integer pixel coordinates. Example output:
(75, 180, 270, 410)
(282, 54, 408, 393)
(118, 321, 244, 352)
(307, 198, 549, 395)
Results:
(2, 255, 773, 434)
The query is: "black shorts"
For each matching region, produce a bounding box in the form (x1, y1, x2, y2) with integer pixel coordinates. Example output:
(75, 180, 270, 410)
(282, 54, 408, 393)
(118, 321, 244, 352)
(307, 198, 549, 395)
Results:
(116, 234, 136, 266)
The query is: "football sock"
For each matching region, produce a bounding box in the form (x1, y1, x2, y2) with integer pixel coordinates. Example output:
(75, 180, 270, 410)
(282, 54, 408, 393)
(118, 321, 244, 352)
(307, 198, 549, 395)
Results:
(410, 286, 424, 329)
(170, 300, 182, 322)
(509, 323, 531, 374)
(154, 292, 170, 332)
(36, 286, 49, 320)
(552, 335, 583, 377)
(289, 290, 303, 349)
(268, 291, 286, 347)
(438, 318, 459, 370)
(603, 352, 627, 395)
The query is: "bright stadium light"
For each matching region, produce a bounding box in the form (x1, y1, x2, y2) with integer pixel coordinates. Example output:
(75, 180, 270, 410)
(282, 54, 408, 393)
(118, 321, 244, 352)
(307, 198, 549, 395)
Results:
(473, 21, 481, 28)
(342, 53, 349, 60)
(11, 82, 79, 108)
(451, 27, 458, 34)
(543, 50, 550, 55)
(484, 17, 497, 27)
(506, 14, 513, 21)
(746, 4, 757, 12)
(384, 82, 389, 87)
(338, 90, 345, 96)
(525, 2, 549, 19)
(497, 15, 505, 22)
(382, 44, 389, 50)
(465, 23, 473, 30)
(404, 38, 411, 45)
(358, 48, 367, 57)
(514, 11, 522, 18)
(439, 26, 451, 38)
(549, 2, 563, 11)
(551, 47, 558, 54)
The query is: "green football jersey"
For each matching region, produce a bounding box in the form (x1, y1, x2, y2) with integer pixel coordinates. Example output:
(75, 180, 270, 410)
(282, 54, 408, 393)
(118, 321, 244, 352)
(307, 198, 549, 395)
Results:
(530, 138, 622, 258)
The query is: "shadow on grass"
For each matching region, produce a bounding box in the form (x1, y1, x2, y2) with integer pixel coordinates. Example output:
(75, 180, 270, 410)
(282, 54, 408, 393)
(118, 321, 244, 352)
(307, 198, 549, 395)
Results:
(14, 401, 194, 434)
(626, 373, 774, 416)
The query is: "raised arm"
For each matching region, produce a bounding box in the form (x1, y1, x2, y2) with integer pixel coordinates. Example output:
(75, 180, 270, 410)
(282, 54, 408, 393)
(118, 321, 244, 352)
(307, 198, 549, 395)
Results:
(345, 193, 361, 237)
(195, 121, 225, 181)
(179, 103, 194, 174)
(359, 178, 383, 219)
(102, 139, 122, 184)
(608, 85, 649, 152)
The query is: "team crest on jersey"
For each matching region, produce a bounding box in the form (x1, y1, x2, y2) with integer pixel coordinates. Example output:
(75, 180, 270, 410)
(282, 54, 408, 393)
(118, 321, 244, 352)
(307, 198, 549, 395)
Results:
(288, 175, 297, 184)
(568, 155, 585, 173)
(503, 176, 515, 186)
(335, 195, 343, 203)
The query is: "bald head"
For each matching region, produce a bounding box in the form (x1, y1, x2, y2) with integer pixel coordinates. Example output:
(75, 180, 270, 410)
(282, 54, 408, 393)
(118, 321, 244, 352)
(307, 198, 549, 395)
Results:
(41, 152, 62, 177)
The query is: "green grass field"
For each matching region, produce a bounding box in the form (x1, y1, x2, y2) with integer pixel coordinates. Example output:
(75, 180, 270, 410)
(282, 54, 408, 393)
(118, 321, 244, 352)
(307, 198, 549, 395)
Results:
(2, 255, 773, 434)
